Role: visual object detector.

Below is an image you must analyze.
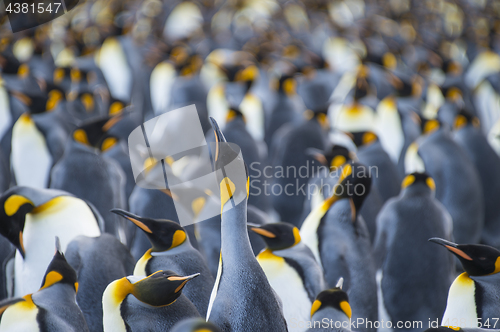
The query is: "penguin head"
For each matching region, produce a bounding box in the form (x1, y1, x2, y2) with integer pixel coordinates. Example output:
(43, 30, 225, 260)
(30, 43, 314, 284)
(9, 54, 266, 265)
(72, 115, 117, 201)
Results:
(0, 186, 66, 258)
(453, 110, 480, 130)
(349, 131, 378, 148)
(429, 238, 500, 276)
(325, 162, 372, 219)
(111, 209, 187, 252)
(310, 279, 351, 319)
(274, 75, 296, 96)
(40, 237, 78, 293)
(131, 270, 200, 307)
(250, 222, 301, 251)
(420, 117, 441, 135)
(45, 86, 66, 112)
(440, 85, 464, 104)
(171, 317, 222, 332)
(209, 117, 249, 210)
(225, 107, 245, 124)
(108, 98, 127, 116)
(72, 116, 121, 152)
(307, 145, 355, 172)
(401, 172, 436, 192)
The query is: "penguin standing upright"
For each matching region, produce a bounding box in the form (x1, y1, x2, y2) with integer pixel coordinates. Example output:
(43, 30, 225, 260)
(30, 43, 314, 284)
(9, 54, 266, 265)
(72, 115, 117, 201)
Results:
(374, 173, 454, 330)
(64, 234, 135, 332)
(300, 162, 378, 332)
(271, 78, 330, 226)
(49, 117, 128, 244)
(10, 109, 67, 189)
(111, 209, 214, 317)
(307, 280, 352, 332)
(265, 74, 305, 147)
(102, 270, 201, 332)
(349, 131, 401, 203)
(221, 108, 270, 212)
(0, 239, 89, 332)
(0, 186, 102, 297)
(452, 111, 500, 249)
(251, 222, 327, 332)
(430, 239, 500, 328)
(405, 120, 484, 244)
(206, 118, 288, 332)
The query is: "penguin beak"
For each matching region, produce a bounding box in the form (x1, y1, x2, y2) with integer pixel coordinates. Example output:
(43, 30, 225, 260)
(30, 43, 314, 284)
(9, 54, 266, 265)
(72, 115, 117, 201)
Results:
(428, 237, 473, 261)
(209, 117, 226, 165)
(250, 227, 276, 238)
(111, 208, 153, 234)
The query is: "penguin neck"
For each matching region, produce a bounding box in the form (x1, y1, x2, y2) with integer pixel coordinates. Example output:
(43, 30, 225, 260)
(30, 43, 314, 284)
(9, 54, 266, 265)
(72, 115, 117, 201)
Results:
(402, 184, 433, 198)
(311, 307, 350, 326)
(220, 199, 253, 260)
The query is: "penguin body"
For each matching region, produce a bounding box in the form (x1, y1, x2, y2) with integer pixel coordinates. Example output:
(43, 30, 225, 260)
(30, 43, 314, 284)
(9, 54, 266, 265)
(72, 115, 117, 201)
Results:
(10, 112, 66, 188)
(307, 284, 352, 332)
(112, 209, 214, 317)
(405, 126, 484, 244)
(430, 239, 500, 328)
(452, 112, 500, 249)
(221, 109, 270, 212)
(272, 114, 328, 227)
(206, 118, 288, 331)
(0, 186, 102, 297)
(102, 271, 201, 332)
(301, 162, 378, 332)
(352, 132, 401, 203)
(251, 222, 327, 332)
(374, 173, 454, 330)
(265, 75, 304, 147)
(64, 234, 135, 332)
(0, 241, 89, 332)
(50, 120, 127, 243)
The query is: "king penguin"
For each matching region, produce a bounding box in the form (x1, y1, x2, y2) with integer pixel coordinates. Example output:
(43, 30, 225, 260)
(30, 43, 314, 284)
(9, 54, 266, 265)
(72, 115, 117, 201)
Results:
(349, 130, 401, 203)
(111, 208, 214, 317)
(404, 119, 484, 244)
(251, 222, 327, 332)
(429, 238, 500, 328)
(171, 318, 222, 332)
(0, 186, 102, 297)
(102, 270, 201, 332)
(452, 110, 500, 249)
(300, 162, 378, 332)
(64, 234, 135, 332)
(374, 173, 454, 331)
(49, 116, 128, 244)
(0, 238, 89, 332)
(206, 118, 288, 332)
(307, 279, 353, 332)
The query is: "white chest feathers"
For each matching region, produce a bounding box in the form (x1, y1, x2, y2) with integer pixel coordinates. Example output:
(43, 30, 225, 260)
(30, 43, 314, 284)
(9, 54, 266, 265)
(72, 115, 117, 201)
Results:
(0, 296, 39, 332)
(257, 250, 311, 332)
(14, 196, 101, 297)
(442, 273, 478, 328)
(11, 115, 51, 189)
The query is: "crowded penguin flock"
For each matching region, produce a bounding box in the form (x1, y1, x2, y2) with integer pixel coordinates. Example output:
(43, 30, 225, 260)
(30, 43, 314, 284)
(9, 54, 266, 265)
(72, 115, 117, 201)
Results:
(0, 0, 500, 331)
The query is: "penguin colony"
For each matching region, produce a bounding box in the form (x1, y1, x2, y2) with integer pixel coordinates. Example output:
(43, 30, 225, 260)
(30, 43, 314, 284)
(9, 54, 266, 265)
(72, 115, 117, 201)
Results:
(0, 0, 499, 331)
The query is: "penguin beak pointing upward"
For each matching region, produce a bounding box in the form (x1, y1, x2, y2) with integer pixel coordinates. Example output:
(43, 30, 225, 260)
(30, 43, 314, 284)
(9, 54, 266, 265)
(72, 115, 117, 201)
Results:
(428, 237, 473, 261)
(210, 117, 226, 166)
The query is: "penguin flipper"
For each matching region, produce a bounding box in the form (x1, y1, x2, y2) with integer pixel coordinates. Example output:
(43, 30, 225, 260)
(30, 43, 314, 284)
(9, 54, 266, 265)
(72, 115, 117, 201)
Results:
(0, 297, 24, 319)
(84, 200, 106, 233)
